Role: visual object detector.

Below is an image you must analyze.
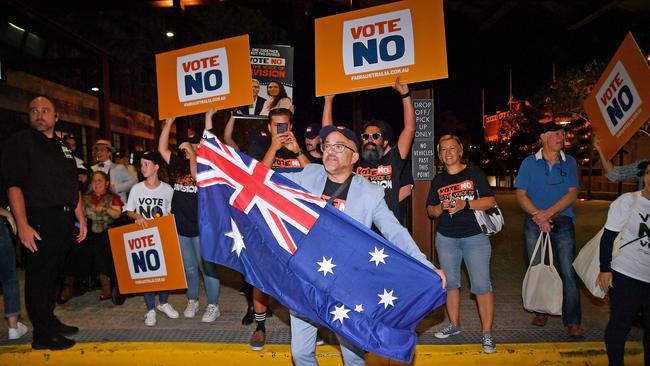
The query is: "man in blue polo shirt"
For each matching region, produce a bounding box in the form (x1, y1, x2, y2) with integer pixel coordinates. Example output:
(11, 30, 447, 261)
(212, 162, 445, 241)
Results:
(515, 122, 582, 338)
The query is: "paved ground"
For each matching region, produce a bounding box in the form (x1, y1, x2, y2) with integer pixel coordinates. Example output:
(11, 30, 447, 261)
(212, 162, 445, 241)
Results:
(0, 191, 643, 349)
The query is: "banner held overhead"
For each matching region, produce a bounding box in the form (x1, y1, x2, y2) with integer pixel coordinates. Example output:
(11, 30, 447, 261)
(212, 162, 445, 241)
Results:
(583, 32, 650, 161)
(315, 0, 447, 96)
(156, 35, 253, 119)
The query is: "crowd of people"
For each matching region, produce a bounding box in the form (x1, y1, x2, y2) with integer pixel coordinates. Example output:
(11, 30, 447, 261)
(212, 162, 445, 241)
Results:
(0, 79, 648, 366)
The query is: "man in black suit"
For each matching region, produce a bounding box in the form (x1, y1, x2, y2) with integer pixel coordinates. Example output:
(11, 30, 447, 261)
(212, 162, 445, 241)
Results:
(237, 78, 266, 115)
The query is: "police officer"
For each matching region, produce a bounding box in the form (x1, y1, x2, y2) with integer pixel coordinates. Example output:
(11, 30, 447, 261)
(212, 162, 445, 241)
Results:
(1, 96, 87, 350)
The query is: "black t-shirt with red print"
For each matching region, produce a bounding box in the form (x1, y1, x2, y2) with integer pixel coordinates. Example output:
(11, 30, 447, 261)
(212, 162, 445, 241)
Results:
(426, 163, 494, 238)
(169, 153, 199, 237)
(356, 147, 408, 221)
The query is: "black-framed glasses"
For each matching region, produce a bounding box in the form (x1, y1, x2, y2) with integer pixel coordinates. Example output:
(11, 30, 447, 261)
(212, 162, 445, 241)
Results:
(321, 143, 355, 153)
(361, 133, 382, 141)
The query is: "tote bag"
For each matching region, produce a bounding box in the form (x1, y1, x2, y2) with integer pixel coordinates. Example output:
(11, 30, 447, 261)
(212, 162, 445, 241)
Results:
(573, 192, 637, 298)
(522, 232, 563, 315)
(572, 228, 609, 298)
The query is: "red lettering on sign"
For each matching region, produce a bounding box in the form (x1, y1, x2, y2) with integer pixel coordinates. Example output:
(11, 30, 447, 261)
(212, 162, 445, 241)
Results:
(128, 234, 156, 250)
(182, 56, 220, 73)
(600, 72, 624, 106)
(350, 18, 401, 40)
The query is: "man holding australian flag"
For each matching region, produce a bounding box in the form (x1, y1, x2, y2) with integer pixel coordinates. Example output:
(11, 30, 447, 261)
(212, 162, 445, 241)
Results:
(196, 124, 446, 364)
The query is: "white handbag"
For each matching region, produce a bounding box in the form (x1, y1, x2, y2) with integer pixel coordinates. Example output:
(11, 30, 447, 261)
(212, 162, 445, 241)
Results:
(572, 193, 637, 298)
(572, 228, 610, 298)
(522, 232, 563, 315)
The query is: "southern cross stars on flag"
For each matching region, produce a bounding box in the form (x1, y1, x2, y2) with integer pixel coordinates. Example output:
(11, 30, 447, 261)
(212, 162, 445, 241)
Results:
(196, 132, 446, 363)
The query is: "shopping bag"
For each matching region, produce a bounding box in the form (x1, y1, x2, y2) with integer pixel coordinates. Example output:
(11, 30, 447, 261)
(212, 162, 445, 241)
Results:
(573, 228, 607, 298)
(522, 232, 563, 315)
(573, 192, 637, 298)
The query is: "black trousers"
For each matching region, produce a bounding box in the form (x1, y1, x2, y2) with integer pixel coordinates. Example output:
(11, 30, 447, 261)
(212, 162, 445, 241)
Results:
(25, 208, 75, 340)
(605, 270, 650, 366)
(63, 231, 114, 279)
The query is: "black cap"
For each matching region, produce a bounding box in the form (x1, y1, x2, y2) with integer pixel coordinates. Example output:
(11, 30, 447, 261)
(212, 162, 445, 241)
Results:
(538, 122, 564, 134)
(140, 151, 163, 166)
(304, 123, 321, 139)
(180, 133, 202, 145)
(319, 125, 359, 151)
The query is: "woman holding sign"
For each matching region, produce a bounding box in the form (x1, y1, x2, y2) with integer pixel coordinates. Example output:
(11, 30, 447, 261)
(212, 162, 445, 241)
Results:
(125, 151, 178, 326)
(260, 80, 293, 115)
(159, 116, 222, 323)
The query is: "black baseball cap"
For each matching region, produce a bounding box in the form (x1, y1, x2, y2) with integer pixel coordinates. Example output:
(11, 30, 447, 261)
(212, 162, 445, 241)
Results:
(140, 151, 164, 166)
(304, 123, 321, 139)
(319, 125, 359, 151)
(538, 122, 564, 134)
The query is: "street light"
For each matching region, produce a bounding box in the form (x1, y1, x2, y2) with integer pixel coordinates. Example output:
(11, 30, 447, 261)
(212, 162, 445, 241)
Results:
(165, 31, 174, 38)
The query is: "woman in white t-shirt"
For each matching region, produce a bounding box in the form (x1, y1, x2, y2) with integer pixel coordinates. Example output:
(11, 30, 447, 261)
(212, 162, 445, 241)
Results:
(126, 152, 177, 327)
(598, 161, 650, 366)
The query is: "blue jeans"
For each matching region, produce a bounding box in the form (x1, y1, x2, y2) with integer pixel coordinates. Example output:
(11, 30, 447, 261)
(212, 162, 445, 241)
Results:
(435, 232, 492, 294)
(524, 215, 581, 326)
(290, 311, 365, 366)
(144, 292, 169, 311)
(0, 220, 20, 318)
(179, 235, 220, 304)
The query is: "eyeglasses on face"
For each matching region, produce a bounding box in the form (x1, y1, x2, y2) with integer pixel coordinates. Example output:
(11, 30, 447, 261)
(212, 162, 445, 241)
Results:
(361, 133, 382, 141)
(320, 143, 355, 153)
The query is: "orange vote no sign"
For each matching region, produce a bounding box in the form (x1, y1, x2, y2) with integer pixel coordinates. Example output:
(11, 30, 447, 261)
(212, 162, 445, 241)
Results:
(108, 215, 187, 295)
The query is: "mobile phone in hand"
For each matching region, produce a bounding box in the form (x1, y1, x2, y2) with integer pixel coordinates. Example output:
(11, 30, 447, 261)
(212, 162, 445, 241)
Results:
(276, 123, 288, 133)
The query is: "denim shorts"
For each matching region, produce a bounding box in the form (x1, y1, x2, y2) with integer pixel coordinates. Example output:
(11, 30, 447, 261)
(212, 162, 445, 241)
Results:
(435, 232, 493, 294)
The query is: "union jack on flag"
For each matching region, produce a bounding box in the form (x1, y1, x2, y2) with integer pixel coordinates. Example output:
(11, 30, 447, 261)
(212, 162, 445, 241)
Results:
(197, 132, 445, 363)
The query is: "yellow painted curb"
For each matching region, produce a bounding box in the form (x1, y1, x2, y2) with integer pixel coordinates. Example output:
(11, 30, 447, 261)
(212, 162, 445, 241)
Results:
(0, 342, 644, 365)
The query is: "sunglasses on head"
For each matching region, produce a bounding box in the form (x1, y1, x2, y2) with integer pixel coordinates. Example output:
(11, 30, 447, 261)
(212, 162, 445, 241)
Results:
(361, 133, 382, 141)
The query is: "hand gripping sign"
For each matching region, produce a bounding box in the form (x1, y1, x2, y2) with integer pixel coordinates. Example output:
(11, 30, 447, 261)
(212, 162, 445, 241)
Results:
(108, 215, 187, 294)
(584, 33, 650, 161)
(156, 35, 253, 119)
(315, 0, 447, 96)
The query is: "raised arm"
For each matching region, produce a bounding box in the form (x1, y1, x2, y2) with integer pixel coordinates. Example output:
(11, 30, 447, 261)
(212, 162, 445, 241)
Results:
(158, 116, 175, 164)
(393, 78, 415, 159)
(593, 136, 614, 174)
(223, 113, 240, 150)
(322, 95, 335, 127)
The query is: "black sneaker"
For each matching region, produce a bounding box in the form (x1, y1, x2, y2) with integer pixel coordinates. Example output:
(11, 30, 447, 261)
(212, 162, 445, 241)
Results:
(32, 335, 75, 350)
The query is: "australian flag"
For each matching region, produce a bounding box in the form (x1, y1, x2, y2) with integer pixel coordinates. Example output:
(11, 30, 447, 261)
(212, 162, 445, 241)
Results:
(196, 132, 446, 363)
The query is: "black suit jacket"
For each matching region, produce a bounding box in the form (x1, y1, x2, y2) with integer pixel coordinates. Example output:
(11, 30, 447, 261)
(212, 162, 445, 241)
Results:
(236, 96, 266, 115)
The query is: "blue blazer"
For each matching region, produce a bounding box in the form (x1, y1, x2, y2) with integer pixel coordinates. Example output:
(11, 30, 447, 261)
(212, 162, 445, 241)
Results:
(284, 164, 433, 269)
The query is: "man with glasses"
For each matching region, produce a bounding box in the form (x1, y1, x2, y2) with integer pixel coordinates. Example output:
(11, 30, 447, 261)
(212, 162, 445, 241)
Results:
(515, 122, 582, 338)
(322, 78, 415, 222)
(281, 124, 443, 366)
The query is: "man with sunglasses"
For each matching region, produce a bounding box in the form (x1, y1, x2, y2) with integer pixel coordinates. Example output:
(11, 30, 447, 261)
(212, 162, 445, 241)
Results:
(322, 78, 415, 223)
(281, 125, 443, 366)
(515, 122, 582, 338)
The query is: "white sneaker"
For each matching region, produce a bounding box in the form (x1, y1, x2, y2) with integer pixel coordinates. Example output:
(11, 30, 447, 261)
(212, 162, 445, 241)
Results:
(201, 304, 221, 323)
(144, 310, 157, 326)
(157, 303, 179, 319)
(8, 322, 28, 340)
(184, 299, 200, 318)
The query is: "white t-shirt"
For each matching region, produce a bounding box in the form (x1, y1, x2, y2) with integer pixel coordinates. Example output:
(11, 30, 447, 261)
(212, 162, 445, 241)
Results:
(126, 181, 173, 220)
(605, 191, 650, 283)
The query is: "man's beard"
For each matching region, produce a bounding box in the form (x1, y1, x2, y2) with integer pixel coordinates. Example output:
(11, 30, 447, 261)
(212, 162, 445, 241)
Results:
(361, 142, 384, 162)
